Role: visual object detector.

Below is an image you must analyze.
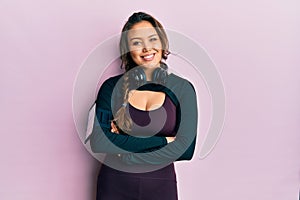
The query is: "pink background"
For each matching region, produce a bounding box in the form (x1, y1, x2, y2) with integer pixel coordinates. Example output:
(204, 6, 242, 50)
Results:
(1, 0, 299, 199)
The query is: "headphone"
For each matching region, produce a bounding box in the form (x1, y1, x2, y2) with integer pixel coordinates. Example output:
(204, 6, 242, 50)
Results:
(128, 62, 168, 88)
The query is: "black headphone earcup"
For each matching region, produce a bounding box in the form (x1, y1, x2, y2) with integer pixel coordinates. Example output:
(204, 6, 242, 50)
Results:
(128, 67, 147, 88)
(152, 65, 168, 85)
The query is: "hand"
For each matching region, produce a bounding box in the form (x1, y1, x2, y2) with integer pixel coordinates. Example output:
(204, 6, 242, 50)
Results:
(165, 136, 176, 143)
(111, 121, 119, 134)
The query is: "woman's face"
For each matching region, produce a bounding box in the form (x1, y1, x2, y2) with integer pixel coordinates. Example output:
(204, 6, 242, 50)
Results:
(127, 20, 163, 69)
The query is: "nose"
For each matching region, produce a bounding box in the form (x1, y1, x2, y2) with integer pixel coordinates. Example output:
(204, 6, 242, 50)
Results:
(142, 41, 152, 52)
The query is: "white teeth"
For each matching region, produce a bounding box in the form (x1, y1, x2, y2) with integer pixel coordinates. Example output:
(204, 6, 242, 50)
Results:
(143, 54, 154, 59)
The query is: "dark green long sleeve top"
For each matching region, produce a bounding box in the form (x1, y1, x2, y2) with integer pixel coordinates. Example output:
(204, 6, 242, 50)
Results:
(89, 73, 198, 165)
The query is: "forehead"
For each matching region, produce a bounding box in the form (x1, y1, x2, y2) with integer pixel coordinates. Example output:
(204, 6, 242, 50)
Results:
(127, 21, 158, 39)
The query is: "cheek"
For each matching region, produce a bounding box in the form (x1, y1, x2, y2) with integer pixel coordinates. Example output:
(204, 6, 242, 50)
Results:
(130, 50, 140, 59)
(156, 50, 163, 60)
(153, 43, 162, 49)
(130, 51, 142, 64)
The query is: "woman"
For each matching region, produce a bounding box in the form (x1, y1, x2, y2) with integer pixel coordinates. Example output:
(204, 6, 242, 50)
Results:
(89, 12, 198, 200)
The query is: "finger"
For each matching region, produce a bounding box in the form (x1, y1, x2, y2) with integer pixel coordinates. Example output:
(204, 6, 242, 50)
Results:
(111, 122, 118, 129)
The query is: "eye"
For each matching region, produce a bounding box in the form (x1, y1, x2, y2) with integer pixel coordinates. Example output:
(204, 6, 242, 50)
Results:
(150, 37, 158, 42)
(132, 41, 142, 46)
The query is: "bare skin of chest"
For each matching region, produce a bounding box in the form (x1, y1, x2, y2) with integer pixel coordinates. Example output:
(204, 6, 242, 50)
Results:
(128, 90, 166, 111)
(111, 90, 175, 143)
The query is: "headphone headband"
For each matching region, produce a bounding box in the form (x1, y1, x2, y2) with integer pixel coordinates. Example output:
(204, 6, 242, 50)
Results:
(128, 63, 168, 89)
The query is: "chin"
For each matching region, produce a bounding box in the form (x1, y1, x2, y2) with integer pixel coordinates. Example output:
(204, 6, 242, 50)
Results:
(143, 60, 161, 67)
(142, 63, 160, 69)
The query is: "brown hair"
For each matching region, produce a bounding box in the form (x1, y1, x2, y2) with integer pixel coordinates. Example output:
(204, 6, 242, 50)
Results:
(113, 12, 170, 133)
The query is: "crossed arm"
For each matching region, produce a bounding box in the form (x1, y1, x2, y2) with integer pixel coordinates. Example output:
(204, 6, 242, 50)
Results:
(89, 76, 198, 165)
(120, 80, 198, 165)
(89, 77, 170, 154)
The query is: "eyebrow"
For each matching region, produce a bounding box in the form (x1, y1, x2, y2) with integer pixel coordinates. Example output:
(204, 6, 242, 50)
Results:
(129, 34, 158, 41)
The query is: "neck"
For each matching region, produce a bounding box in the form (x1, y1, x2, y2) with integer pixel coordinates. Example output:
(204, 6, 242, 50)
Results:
(142, 65, 160, 81)
(143, 68, 155, 81)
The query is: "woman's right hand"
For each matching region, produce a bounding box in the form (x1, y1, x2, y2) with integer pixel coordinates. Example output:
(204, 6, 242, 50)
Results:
(165, 137, 176, 143)
(111, 121, 119, 134)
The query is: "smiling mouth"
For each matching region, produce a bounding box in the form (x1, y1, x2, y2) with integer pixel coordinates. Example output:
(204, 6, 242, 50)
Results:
(141, 53, 155, 61)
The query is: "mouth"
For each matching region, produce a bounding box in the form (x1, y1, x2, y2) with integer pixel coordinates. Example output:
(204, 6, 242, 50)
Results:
(141, 53, 155, 61)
